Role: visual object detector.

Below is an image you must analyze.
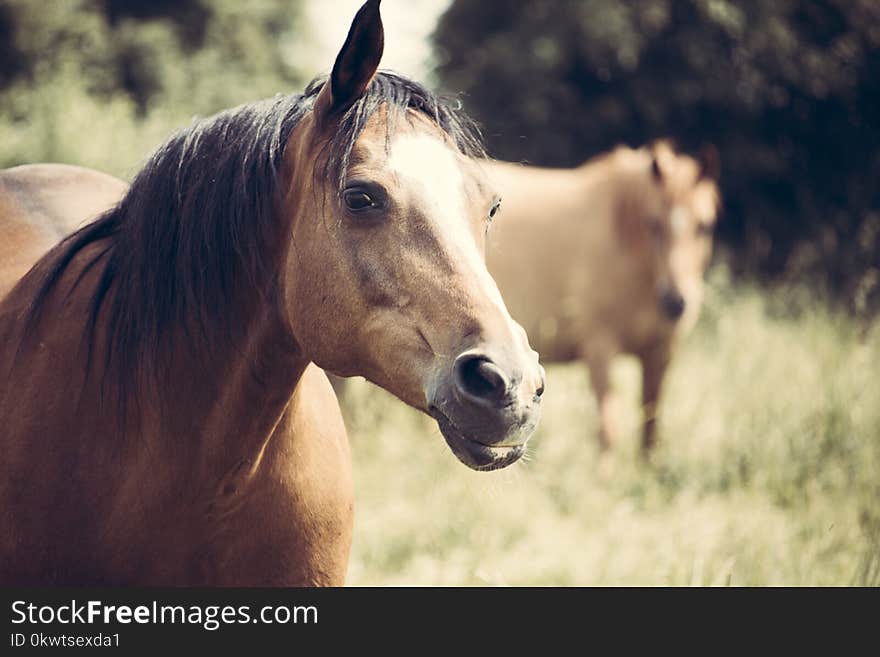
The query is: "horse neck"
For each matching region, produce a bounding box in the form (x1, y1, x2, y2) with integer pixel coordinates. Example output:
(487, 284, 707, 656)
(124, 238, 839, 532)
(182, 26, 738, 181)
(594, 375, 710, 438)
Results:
(178, 297, 308, 482)
(94, 247, 309, 483)
(579, 153, 649, 214)
(577, 149, 637, 186)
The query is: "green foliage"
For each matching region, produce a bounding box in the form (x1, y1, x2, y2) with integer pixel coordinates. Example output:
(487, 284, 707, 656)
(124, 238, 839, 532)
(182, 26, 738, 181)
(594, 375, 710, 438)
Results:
(0, 0, 307, 177)
(434, 0, 880, 312)
(344, 277, 880, 585)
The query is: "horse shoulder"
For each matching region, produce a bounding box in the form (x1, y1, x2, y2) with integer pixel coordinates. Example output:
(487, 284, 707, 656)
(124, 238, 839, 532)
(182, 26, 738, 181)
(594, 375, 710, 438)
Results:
(214, 364, 354, 585)
(281, 363, 353, 530)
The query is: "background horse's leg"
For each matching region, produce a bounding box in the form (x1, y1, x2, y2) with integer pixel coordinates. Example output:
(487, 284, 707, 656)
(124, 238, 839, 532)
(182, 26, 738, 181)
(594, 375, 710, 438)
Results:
(584, 340, 619, 451)
(638, 342, 672, 453)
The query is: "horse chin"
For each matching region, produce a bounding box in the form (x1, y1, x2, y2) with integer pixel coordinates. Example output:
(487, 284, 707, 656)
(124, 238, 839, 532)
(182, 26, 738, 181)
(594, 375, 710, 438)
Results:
(431, 410, 525, 471)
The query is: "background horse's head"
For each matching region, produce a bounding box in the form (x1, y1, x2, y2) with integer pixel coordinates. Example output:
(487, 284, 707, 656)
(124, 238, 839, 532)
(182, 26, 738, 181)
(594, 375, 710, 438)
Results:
(619, 140, 721, 331)
(279, 0, 544, 470)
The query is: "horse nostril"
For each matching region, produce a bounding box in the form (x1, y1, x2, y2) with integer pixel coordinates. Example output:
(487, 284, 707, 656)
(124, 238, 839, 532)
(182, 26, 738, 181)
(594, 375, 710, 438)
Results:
(660, 291, 686, 320)
(454, 355, 509, 406)
(535, 365, 546, 398)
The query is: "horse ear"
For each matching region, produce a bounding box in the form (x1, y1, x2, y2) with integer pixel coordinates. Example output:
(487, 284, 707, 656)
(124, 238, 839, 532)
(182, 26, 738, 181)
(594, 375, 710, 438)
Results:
(315, 0, 384, 119)
(651, 154, 663, 180)
(698, 143, 721, 181)
(648, 140, 665, 180)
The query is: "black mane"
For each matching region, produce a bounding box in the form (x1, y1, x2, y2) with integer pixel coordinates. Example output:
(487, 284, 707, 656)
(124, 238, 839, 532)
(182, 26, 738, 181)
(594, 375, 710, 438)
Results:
(24, 71, 485, 392)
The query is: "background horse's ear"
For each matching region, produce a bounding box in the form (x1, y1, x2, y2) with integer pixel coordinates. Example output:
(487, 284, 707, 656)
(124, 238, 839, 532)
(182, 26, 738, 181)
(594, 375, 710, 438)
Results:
(698, 143, 721, 181)
(651, 154, 663, 180)
(315, 0, 384, 119)
(648, 140, 667, 181)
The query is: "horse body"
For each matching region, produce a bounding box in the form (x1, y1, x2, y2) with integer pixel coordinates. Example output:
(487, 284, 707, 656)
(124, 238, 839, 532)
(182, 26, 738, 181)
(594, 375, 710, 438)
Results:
(0, 164, 126, 297)
(487, 142, 719, 450)
(0, 0, 543, 585)
(486, 160, 651, 359)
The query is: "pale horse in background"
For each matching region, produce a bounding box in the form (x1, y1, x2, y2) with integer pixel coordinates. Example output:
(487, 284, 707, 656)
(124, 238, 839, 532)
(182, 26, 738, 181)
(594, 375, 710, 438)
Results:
(486, 141, 721, 452)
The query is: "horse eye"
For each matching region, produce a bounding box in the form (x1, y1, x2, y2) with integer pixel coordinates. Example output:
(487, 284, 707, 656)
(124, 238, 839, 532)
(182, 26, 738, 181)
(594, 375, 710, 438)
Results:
(343, 190, 374, 212)
(342, 185, 385, 214)
(488, 197, 502, 219)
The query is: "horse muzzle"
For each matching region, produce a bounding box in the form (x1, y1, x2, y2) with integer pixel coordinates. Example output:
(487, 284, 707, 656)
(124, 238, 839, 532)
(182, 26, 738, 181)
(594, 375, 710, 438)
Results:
(427, 347, 545, 471)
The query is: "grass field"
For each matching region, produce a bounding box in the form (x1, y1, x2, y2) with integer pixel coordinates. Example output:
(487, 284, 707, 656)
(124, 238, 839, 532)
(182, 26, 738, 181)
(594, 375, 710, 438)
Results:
(340, 276, 880, 586)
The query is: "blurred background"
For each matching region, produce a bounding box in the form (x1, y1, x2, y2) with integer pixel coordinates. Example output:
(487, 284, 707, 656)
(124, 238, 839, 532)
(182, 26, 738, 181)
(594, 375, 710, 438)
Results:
(1, 0, 878, 584)
(435, 0, 880, 314)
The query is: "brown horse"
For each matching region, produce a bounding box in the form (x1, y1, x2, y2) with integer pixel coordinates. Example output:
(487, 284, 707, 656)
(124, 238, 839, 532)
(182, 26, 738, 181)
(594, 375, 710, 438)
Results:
(487, 141, 719, 452)
(0, 0, 544, 585)
(0, 164, 126, 298)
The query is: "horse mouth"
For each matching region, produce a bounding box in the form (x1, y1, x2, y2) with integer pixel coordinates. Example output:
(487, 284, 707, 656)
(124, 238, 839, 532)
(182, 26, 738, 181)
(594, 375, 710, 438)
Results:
(430, 408, 525, 471)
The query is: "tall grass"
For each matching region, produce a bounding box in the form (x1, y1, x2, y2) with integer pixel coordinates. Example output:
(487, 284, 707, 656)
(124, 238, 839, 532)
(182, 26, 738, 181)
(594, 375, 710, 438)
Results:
(342, 275, 880, 585)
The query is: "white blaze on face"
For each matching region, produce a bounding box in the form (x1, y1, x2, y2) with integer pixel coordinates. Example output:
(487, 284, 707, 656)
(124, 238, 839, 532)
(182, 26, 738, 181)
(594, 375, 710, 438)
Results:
(387, 133, 464, 209)
(670, 205, 689, 237)
(386, 132, 508, 311)
(667, 202, 709, 331)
